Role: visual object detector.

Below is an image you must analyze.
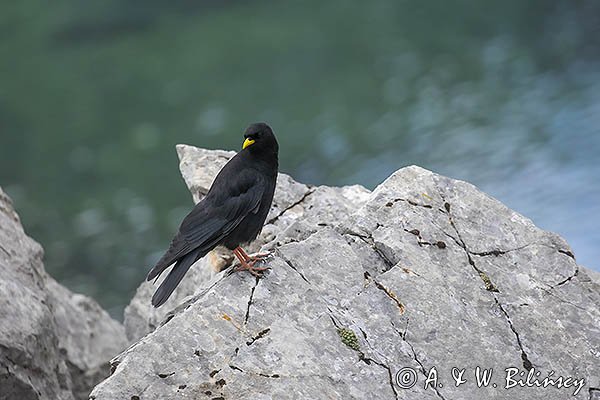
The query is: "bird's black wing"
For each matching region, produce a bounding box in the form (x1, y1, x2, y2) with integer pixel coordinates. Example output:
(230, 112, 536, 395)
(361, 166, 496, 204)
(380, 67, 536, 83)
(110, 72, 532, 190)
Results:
(146, 168, 265, 281)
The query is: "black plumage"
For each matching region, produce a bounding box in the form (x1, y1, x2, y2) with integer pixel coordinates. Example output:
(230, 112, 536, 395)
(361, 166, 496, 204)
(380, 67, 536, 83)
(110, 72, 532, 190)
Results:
(147, 122, 278, 307)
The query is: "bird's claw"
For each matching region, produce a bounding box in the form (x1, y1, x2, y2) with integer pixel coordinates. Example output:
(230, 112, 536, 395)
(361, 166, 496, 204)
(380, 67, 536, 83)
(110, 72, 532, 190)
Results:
(232, 247, 273, 277)
(233, 262, 271, 277)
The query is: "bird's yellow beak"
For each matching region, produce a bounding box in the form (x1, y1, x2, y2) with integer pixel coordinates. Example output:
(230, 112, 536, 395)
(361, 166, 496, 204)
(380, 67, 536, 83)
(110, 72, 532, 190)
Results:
(242, 138, 255, 149)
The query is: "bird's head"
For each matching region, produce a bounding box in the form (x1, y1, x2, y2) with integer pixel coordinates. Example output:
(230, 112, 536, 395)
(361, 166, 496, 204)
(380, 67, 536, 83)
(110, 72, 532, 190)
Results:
(242, 122, 279, 156)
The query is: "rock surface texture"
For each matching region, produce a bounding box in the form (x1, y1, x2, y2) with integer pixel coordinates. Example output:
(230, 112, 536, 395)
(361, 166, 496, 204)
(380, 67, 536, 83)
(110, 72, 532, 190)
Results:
(0, 188, 128, 400)
(97, 145, 599, 400)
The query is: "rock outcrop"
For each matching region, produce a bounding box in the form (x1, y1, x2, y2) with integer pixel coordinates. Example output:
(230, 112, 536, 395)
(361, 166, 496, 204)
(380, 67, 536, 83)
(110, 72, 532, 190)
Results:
(96, 146, 599, 400)
(0, 188, 128, 400)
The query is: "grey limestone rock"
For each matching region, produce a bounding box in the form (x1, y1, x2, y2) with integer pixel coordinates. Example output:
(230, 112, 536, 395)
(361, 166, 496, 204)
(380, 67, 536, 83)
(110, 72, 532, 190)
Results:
(102, 147, 599, 400)
(0, 188, 128, 400)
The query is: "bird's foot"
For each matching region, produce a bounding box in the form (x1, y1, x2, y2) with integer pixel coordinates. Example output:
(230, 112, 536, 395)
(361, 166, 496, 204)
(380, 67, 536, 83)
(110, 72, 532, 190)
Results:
(232, 247, 271, 277)
(233, 260, 270, 277)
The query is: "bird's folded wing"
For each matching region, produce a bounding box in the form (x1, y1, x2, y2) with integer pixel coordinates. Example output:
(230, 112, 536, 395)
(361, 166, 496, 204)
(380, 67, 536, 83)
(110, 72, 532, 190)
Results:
(146, 171, 265, 281)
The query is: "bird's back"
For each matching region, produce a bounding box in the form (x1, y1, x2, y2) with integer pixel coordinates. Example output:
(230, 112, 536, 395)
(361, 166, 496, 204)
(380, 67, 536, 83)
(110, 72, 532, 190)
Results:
(148, 151, 267, 280)
(221, 157, 277, 249)
(147, 122, 279, 307)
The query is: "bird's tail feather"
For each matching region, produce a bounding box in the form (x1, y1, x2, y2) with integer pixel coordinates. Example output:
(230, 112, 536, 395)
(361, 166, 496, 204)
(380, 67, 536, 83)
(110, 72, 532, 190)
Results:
(151, 247, 202, 308)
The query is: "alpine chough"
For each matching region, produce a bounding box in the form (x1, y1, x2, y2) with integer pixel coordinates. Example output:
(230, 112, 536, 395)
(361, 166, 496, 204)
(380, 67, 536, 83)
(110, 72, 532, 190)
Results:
(147, 122, 278, 307)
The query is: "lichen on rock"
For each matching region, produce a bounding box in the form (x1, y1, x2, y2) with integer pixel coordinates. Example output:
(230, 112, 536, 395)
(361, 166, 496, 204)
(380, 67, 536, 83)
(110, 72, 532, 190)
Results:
(338, 328, 361, 351)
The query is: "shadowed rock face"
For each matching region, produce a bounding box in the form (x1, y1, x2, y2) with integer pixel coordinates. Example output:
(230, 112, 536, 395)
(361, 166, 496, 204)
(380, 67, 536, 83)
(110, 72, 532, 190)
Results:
(0, 188, 128, 400)
(103, 145, 599, 400)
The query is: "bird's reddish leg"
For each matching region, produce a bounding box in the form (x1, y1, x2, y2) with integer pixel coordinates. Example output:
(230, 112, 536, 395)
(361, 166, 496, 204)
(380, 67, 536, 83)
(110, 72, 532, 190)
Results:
(236, 247, 271, 263)
(232, 247, 270, 276)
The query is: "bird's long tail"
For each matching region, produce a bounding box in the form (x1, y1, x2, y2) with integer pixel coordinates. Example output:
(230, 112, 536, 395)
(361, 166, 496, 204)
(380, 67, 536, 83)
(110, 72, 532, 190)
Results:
(151, 247, 202, 308)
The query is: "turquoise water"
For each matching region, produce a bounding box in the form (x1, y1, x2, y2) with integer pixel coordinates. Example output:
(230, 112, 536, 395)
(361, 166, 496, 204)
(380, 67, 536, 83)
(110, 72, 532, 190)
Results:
(1, 1, 598, 315)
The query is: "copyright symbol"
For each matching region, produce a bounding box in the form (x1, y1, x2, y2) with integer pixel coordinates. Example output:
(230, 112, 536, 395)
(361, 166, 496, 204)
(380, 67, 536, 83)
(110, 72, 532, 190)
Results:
(395, 367, 418, 389)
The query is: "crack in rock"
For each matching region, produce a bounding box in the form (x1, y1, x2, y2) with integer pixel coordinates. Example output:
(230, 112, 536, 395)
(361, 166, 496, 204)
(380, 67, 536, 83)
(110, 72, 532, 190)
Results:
(469, 243, 539, 257)
(244, 277, 261, 324)
(326, 310, 398, 398)
(435, 186, 535, 373)
(436, 227, 464, 248)
(231, 364, 331, 380)
(436, 192, 499, 293)
(404, 228, 447, 249)
(345, 231, 396, 272)
(229, 364, 244, 373)
(266, 188, 315, 225)
(357, 330, 399, 400)
(470, 246, 526, 256)
(358, 354, 399, 400)
(326, 310, 342, 330)
(558, 249, 575, 259)
(364, 271, 405, 314)
(385, 197, 433, 209)
(537, 286, 588, 312)
(246, 328, 270, 346)
(553, 267, 579, 288)
(493, 297, 533, 371)
(276, 250, 311, 284)
(390, 323, 446, 400)
(163, 270, 233, 325)
(402, 319, 409, 340)
(405, 341, 446, 400)
(435, 197, 575, 262)
(470, 242, 575, 260)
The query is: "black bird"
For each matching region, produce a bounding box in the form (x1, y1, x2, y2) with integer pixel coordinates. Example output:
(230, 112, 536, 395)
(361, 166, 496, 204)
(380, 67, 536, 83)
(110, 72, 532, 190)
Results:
(147, 122, 278, 307)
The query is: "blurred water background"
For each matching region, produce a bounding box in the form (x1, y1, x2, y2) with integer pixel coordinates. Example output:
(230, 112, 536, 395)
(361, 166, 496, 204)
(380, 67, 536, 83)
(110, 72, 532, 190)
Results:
(1, 1, 598, 317)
